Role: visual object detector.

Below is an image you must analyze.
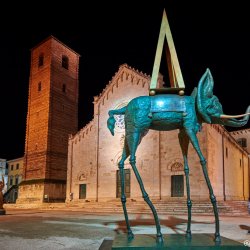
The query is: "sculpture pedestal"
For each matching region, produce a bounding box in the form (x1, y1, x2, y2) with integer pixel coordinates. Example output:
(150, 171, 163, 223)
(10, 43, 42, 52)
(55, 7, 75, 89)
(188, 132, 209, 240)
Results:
(111, 234, 245, 249)
(0, 208, 6, 215)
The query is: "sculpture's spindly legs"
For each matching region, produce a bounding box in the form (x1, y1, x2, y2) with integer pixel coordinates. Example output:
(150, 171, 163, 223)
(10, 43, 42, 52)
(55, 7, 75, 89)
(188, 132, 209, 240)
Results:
(178, 129, 192, 238)
(185, 129, 221, 243)
(127, 132, 163, 244)
(118, 140, 134, 240)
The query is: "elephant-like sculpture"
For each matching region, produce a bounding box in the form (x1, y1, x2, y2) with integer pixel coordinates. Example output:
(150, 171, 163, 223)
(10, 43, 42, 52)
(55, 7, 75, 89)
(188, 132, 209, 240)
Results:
(107, 69, 250, 244)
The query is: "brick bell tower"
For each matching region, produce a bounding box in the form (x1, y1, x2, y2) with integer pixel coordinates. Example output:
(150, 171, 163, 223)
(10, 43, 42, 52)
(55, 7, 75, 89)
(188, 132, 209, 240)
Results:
(17, 36, 80, 203)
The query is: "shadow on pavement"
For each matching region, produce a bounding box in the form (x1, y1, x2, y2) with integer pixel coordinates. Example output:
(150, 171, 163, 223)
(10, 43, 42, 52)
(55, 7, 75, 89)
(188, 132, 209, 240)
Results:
(103, 215, 213, 235)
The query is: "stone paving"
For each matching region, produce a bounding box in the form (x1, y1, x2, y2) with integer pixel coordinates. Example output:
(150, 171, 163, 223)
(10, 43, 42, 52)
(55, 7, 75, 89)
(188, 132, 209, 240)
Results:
(0, 209, 249, 249)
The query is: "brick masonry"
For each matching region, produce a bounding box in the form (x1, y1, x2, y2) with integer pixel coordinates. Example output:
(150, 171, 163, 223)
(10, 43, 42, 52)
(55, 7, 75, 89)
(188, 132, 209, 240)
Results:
(17, 36, 80, 203)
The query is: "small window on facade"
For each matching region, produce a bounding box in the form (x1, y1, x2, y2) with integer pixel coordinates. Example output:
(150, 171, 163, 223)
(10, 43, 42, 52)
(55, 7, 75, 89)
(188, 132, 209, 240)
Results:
(15, 175, 19, 185)
(62, 84, 66, 93)
(11, 165, 14, 171)
(62, 55, 69, 69)
(16, 163, 19, 170)
(237, 138, 247, 148)
(38, 82, 42, 92)
(38, 53, 44, 67)
(225, 147, 228, 158)
(240, 159, 242, 167)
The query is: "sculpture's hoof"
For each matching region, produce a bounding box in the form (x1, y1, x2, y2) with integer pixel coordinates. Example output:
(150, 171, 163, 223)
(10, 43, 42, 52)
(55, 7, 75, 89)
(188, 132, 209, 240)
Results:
(214, 233, 221, 243)
(185, 230, 192, 239)
(127, 231, 134, 241)
(156, 233, 164, 245)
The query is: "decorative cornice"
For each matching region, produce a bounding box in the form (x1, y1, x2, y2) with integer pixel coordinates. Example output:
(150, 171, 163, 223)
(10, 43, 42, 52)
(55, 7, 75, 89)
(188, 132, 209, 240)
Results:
(93, 63, 151, 104)
(230, 128, 250, 136)
(69, 119, 94, 141)
(7, 157, 24, 163)
(31, 35, 81, 57)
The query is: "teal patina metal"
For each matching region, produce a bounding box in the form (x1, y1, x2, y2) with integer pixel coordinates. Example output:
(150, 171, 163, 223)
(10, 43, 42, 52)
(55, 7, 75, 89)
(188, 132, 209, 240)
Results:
(107, 69, 250, 244)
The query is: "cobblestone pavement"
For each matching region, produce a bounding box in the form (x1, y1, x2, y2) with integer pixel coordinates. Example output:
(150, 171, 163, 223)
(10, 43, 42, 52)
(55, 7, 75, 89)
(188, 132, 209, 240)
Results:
(0, 209, 249, 249)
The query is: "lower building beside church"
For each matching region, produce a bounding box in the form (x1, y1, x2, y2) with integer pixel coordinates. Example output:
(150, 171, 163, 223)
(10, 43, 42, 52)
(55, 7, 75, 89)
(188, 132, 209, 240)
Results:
(66, 64, 249, 203)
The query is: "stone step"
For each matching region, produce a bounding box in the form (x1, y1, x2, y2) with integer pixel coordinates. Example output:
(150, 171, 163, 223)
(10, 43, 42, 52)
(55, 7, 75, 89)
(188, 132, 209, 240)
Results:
(64, 200, 249, 216)
(4, 200, 249, 216)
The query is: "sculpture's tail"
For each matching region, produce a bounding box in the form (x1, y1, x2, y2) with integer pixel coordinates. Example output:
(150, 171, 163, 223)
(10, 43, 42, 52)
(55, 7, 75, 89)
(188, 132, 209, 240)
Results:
(107, 106, 127, 136)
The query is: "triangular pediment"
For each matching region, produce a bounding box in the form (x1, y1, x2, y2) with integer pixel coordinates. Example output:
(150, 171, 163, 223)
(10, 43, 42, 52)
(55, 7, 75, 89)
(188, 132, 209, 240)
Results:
(94, 64, 150, 103)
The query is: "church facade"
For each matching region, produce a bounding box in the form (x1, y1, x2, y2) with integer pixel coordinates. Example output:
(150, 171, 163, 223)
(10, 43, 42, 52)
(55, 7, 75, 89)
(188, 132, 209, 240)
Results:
(66, 64, 249, 203)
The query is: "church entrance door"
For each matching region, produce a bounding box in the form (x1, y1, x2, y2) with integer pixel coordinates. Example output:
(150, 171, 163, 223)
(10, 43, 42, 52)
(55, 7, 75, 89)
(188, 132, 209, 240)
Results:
(171, 175, 184, 197)
(79, 184, 86, 199)
(116, 169, 131, 198)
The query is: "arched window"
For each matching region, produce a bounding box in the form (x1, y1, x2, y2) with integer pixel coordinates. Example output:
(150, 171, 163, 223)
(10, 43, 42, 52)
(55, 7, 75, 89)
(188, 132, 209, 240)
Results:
(62, 84, 66, 93)
(62, 55, 69, 69)
(38, 82, 42, 92)
(38, 53, 44, 67)
(237, 138, 247, 148)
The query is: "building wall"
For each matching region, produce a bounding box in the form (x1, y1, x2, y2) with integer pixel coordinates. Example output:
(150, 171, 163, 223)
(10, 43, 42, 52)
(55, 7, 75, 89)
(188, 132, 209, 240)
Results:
(223, 130, 249, 200)
(66, 120, 98, 202)
(206, 125, 224, 200)
(0, 159, 8, 193)
(66, 64, 249, 203)
(7, 157, 24, 190)
(96, 66, 154, 201)
(230, 128, 250, 154)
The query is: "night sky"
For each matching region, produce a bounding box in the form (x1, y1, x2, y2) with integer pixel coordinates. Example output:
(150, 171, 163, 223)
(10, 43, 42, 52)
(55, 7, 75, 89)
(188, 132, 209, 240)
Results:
(0, 1, 250, 160)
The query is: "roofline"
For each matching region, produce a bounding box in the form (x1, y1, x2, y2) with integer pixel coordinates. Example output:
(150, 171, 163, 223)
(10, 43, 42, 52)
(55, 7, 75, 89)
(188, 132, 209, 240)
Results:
(30, 35, 81, 57)
(7, 157, 24, 163)
(230, 127, 250, 134)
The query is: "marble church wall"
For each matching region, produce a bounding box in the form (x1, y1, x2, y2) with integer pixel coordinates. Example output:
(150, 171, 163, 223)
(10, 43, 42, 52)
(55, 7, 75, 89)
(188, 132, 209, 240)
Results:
(66, 64, 249, 203)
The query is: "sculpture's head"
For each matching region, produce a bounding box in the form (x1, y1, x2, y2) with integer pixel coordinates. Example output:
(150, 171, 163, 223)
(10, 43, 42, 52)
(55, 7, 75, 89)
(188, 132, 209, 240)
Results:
(197, 68, 250, 127)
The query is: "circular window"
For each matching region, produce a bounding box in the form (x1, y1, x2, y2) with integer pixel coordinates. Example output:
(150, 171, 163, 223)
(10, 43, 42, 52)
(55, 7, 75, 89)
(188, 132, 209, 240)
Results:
(114, 101, 129, 133)
(115, 114, 125, 130)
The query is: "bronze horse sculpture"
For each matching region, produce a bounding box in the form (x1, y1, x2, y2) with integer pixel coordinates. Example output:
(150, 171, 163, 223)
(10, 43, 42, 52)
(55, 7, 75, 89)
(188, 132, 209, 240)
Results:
(107, 69, 250, 243)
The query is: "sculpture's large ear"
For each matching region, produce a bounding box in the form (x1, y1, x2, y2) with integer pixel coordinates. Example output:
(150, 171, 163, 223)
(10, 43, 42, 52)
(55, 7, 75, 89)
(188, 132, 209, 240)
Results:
(197, 68, 214, 123)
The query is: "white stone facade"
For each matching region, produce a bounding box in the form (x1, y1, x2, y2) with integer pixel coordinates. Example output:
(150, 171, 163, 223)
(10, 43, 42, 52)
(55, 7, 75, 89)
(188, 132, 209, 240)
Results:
(66, 64, 249, 203)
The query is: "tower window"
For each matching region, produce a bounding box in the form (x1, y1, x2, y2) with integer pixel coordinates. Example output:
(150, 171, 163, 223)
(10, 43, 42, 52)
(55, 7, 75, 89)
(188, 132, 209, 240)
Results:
(38, 82, 42, 92)
(237, 138, 247, 148)
(62, 84, 66, 93)
(62, 55, 69, 69)
(38, 53, 44, 67)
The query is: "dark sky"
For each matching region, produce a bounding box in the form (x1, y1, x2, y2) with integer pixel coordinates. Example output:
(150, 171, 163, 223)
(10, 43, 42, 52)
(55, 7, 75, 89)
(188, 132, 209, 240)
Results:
(0, 1, 250, 160)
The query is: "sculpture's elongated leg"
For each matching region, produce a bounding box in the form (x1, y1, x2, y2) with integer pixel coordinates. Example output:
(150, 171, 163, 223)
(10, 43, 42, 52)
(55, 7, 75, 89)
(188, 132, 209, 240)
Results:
(118, 138, 134, 240)
(178, 129, 192, 238)
(127, 132, 163, 244)
(185, 128, 221, 242)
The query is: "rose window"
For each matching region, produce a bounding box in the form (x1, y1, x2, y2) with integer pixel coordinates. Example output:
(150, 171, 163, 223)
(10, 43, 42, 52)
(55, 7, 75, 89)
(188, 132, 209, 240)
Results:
(114, 115, 125, 130)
